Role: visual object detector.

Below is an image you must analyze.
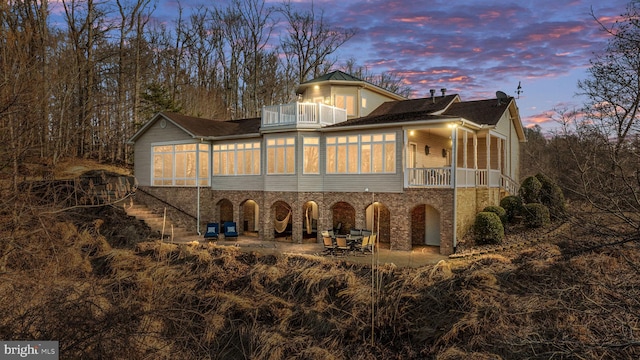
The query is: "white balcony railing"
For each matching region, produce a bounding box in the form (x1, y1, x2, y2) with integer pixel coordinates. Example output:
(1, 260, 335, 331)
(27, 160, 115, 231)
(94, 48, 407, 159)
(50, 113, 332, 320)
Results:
(407, 167, 519, 194)
(261, 102, 347, 128)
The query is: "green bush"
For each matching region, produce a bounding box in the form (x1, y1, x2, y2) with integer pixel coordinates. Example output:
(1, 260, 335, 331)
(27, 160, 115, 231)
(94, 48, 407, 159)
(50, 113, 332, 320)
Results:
(500, 195, 523, 223)
(483, 205, 507, 224)
(474, 212, 505, 245)
(535, 173, 567, 220)
(523, 203, 550, 228)
(519, 176, 542, 204)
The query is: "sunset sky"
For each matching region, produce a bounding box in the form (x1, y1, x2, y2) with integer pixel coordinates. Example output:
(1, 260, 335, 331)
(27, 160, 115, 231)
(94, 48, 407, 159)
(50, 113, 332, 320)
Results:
(51, 0, 632, 131)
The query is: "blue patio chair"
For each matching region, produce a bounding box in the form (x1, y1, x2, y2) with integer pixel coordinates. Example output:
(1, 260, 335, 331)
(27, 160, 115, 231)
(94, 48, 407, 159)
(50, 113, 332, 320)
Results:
(204, 223, 219, 240)
(223, 221, 239, 239)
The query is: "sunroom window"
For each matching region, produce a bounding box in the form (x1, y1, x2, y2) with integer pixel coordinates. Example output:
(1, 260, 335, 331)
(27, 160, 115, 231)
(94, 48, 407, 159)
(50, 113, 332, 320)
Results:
(152, 143, 209, 186)
(303, 137, 319, 174)
(267, 137, 295, 174)
(212, 141, 261, 176)
(326, 133, 396, 174)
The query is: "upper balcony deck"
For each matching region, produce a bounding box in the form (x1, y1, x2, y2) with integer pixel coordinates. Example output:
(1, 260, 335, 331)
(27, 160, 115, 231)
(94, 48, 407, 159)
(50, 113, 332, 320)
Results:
(261, 102, 347, 129)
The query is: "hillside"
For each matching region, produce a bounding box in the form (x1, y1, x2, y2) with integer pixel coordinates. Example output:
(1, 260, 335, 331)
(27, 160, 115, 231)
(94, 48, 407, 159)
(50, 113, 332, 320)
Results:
(1, 161, 639, 359)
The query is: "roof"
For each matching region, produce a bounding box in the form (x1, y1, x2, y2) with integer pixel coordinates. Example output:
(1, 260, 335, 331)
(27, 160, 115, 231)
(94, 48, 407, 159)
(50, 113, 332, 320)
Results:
(300, 70, 364, 84)
(328, 95, 520, 130)
(127, 112, 260, 143)
(328, 95, 460, 128)
(442, 98, 513, 126)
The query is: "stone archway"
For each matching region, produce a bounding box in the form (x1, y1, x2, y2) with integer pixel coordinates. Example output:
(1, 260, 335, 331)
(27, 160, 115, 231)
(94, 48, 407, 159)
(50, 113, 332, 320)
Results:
(217, 198, 234, 224)
(272, 200, 292, 241)
(331, 201, 355, 235)
(365, 202, 390, 244)
(302, 200, 318, 240)
(240, 199, 259, 235)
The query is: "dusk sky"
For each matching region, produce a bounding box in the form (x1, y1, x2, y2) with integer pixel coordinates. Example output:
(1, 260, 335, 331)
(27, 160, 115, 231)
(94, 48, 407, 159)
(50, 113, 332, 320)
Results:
(151, 0, 629, 131)
(50, 0, 632, 131)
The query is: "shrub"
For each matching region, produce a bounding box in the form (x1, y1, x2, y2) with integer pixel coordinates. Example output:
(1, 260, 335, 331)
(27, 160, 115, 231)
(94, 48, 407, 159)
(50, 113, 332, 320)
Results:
(500, 195, 523, 223)
(474, 212, 505, 245)
(483, 205, 507, 224)
(523, 203, 550, 228)
(535, 173, 567, 220)
(519, 176, 542, 204)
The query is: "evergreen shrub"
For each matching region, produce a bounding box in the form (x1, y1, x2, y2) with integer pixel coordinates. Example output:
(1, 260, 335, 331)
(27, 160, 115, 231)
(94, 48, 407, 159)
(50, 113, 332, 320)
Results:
(474, 212, 505, 245)
(523, 203, 550, 228)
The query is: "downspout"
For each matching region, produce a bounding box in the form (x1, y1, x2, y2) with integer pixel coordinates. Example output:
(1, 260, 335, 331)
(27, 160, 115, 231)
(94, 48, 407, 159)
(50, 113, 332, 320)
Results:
(196, 139, 203, 236)
(450, 123, 458, 252)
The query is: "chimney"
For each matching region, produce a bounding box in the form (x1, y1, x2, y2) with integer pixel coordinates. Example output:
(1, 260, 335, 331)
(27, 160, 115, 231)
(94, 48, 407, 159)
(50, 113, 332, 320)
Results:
(441, 88, 447, 96)
(430, 89, 436, 103)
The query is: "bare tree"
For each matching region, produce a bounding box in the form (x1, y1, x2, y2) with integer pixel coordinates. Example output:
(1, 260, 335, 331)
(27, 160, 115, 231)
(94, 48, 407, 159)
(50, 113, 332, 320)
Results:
(561, 2, 640, 234)
(279, 0, 357, 84)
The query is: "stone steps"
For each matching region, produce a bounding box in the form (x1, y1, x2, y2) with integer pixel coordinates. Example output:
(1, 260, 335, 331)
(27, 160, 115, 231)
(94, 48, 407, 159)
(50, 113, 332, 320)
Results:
(125, 204, 198, 241)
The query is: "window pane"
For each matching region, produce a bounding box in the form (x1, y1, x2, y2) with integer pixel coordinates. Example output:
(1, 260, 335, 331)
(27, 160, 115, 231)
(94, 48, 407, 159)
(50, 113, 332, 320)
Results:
(336, 145, 346, 173)
(253, 149, 261, 174)
(286, 146, 295, 173)
(237, 149, 245, 175)
(226, 151, 234, 175)
(304, 145, 319, 174)
(373, 134, 383, 142)
(153, 155, 163, 178)
(186, 152, 196, 178)
(163, 154, 173, 178)
(348, 144, 358, 173)
(373, 144, 383, 172)
(276, 147, 284, 173)
(385, 143, 395, 172)
(213, 152, 220, 175)
(361, 144, 371, 173)
(327, 146, 336, 173)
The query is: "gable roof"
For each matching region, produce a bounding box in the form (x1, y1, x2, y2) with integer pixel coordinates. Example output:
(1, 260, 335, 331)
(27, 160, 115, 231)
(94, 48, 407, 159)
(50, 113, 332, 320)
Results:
(127, 112, 260, 143)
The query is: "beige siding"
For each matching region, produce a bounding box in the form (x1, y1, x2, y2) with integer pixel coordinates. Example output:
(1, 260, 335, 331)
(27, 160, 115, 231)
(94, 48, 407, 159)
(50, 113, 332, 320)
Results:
(494, 111, 521, 180)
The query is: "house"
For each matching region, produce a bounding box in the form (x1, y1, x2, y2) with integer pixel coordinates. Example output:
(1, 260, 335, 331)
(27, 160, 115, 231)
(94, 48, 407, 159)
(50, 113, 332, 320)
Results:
(128, 70, 526, 255)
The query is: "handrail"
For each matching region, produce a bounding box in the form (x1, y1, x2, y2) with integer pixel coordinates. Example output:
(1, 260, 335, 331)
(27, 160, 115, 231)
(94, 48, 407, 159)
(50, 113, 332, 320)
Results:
(135, 186, 197, 221)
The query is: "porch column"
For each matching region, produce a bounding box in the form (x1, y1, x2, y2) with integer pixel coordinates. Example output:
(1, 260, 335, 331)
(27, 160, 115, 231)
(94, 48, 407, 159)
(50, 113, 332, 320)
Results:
(486, 133, 491, 174)
(403, 129, 409, 188)
(473, 134, 478, 170)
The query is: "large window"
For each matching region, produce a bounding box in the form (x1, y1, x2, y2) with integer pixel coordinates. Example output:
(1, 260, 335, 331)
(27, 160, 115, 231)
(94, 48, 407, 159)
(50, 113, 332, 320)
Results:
(267, 137, 295, 174)
(303, 137, 319, 174)
(212, 142, 261, 176)
(326, 133, 396, 174)
(152, 143, 209, 186)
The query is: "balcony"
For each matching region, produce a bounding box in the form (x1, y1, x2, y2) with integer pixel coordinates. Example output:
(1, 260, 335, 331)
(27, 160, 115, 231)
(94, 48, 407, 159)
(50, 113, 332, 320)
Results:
(261, 102, 347, 128)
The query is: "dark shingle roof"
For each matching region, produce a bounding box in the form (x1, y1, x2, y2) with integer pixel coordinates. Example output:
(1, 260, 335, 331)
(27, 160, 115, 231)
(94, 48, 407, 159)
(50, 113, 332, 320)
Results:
(442, 98, 512, 126)
(162, 112, 260, 137)
(328, 95, 459, 128)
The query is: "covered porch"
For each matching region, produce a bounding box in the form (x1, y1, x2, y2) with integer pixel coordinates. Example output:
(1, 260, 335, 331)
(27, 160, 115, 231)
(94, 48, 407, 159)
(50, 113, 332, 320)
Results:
(403, 125, 518, 194)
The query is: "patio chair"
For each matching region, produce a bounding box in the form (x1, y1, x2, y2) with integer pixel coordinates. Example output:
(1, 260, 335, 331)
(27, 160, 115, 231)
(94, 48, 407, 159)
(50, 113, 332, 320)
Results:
(203, 223, 219, 241)
(336, 236, 350, 255)
(355, 235, 372, 254)
(223, 221, 239, 239)
(322, 236, 336, 255)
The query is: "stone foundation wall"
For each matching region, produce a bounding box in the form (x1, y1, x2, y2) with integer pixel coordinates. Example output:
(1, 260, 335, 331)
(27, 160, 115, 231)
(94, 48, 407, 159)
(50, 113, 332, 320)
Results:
(135, 187, 461, 255)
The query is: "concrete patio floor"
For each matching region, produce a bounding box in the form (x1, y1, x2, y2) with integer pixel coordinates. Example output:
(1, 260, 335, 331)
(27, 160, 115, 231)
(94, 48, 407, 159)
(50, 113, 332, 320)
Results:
(176, 234, 449, 268)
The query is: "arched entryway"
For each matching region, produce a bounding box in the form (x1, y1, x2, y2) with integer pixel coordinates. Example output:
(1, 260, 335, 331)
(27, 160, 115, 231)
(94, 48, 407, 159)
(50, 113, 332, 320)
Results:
(272, 200, 292, 241)
(241, 199, 259, 236)
(331, 201, 355, 235)
(411, 204, 441, 247)
(217, 198, 234, 224)
(302, 201, 318, 240)
(365, 202, 390, 244)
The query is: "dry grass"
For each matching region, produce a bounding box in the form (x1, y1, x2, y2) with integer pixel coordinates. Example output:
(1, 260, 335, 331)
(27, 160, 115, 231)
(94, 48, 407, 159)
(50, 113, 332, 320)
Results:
(2, 191, 640, 359)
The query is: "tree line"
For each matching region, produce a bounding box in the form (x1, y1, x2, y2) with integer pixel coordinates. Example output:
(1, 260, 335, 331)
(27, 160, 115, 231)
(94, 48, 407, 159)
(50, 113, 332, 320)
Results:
(0, 0, 410, 188)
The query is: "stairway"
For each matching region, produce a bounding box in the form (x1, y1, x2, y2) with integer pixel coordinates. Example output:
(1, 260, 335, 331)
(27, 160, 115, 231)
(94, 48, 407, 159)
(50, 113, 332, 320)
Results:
(125, 204, 199, 242)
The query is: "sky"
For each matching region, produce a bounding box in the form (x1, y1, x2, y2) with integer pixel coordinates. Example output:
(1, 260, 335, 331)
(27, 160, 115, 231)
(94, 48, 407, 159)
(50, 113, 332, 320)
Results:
(51, 0, 633, 132)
